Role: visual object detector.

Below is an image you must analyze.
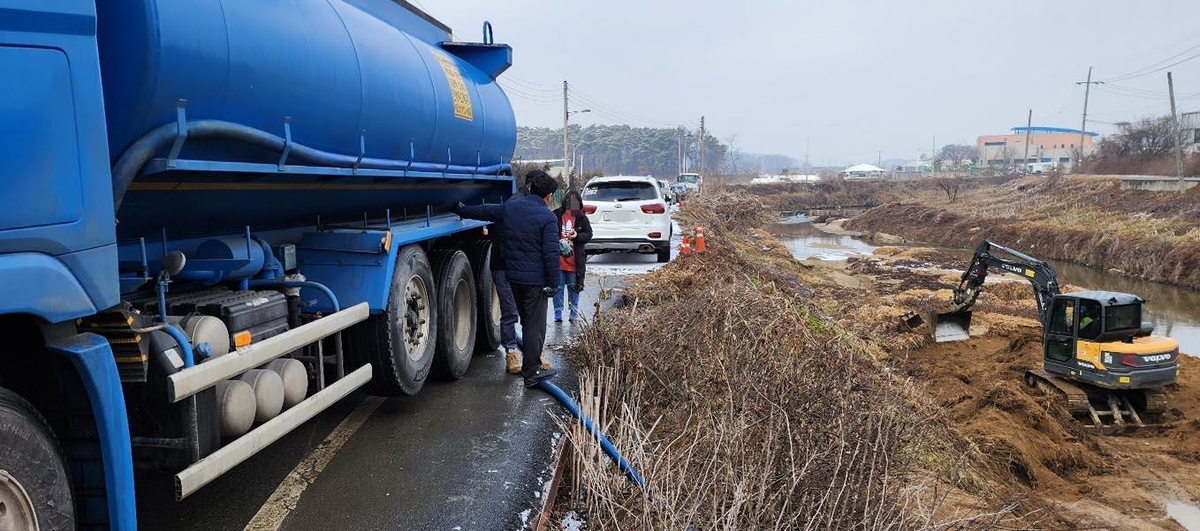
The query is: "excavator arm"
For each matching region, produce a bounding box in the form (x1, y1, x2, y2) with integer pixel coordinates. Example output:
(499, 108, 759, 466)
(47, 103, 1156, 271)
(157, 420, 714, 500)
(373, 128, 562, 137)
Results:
(934, 240, 1062, 341)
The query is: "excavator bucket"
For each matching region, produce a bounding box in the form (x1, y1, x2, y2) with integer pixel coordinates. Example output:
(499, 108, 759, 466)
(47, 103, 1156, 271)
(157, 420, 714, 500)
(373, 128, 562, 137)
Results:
(931, 310, 972, 342)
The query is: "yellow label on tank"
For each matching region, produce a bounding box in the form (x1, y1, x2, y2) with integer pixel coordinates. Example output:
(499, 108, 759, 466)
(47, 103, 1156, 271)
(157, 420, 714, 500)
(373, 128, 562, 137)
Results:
(1120, 376, 1131, 383)
(1025, 269, 1035, 278)
(434, 52, 474, 121)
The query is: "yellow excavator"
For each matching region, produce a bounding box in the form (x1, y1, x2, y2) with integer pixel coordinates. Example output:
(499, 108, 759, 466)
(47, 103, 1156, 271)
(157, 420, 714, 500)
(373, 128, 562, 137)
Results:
(934, 241, 1180, 433)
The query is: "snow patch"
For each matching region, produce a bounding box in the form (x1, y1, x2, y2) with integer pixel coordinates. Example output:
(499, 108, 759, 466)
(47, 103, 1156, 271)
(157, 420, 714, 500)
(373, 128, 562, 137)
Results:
(561, 511, 586, 531)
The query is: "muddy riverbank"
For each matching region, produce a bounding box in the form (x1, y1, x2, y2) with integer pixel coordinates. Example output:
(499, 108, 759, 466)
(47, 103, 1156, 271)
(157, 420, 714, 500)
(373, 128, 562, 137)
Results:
(773, 218, 1200, 357)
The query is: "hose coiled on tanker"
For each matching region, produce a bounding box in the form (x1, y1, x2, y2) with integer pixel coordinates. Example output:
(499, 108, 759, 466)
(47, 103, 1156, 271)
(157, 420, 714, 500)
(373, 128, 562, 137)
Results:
(112, 119, 511, 211)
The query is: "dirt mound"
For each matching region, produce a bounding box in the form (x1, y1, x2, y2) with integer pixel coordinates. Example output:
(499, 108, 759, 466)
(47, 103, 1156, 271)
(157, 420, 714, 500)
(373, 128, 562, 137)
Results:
(898, 328, 1101, 492)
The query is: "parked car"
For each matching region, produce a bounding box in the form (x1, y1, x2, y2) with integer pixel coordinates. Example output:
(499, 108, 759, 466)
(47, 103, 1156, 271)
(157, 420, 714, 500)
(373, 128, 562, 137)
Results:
(581, 175, 673, 263)
(656, 179, 675, 204)
(670, 183, 689, 202)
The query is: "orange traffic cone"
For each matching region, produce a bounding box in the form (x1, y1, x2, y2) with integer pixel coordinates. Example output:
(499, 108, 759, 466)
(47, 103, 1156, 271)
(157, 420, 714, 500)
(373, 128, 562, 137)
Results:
(680, 235, 692, 255)
(694, 225, 707, 253)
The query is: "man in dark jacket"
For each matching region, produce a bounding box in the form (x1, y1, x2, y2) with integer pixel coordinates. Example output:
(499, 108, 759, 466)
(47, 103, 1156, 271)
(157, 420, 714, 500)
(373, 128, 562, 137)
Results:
(456, 171, 560, 387)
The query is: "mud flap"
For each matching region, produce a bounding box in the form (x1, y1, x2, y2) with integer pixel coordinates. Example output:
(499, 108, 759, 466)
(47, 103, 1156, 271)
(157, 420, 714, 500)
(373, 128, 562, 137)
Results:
(932, 310, 972, 342)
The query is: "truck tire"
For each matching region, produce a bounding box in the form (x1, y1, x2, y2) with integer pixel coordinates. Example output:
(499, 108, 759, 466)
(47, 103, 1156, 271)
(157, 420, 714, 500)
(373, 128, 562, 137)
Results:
(430, 250, 477, 379)
(344, 245, 437, 396)
(463, 240, 501, 352)
(0, 387, 75, 531)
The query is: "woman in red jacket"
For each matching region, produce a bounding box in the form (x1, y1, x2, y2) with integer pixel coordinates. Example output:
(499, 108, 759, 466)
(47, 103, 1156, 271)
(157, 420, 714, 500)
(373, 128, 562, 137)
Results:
(552, 190, 593, 322)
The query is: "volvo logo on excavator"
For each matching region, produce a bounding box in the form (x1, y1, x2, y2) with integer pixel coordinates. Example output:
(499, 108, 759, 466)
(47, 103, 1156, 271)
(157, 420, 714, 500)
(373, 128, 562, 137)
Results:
(1000, 263, 1024, 275)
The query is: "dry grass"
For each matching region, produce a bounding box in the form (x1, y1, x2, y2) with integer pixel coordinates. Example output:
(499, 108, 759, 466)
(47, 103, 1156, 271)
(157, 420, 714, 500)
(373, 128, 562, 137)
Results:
(557, 193, 1036, 530)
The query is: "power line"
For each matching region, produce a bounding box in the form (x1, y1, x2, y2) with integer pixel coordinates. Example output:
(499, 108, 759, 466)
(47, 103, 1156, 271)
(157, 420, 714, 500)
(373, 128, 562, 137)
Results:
(569, 88, 698, 128)
(499, 74, 703, 129)
(501, 75, 560, 94)
(497, 81, 560, 104)
(1101, 49, 1200, 83)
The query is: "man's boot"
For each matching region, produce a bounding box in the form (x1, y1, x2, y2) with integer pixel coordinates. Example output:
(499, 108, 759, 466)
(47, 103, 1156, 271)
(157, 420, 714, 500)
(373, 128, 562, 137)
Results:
(505, 348, 522, 375)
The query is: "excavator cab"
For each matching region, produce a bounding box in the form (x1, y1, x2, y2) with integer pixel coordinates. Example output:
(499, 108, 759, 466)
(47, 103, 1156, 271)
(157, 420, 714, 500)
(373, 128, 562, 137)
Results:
(1041, 292, 1179, 391)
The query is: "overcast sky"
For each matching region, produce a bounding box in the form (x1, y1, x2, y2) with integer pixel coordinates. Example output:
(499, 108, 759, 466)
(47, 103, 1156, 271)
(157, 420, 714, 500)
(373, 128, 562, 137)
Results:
(426, 1, 1200, 166)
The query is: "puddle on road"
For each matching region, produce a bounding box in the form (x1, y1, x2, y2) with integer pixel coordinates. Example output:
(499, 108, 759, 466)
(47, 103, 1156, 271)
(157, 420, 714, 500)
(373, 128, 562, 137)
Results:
(770, 219, 1200, 356)
(1166, 501, 1200, 530)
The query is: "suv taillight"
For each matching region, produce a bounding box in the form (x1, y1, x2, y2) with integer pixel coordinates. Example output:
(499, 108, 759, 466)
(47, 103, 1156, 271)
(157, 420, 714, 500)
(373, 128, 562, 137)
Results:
(640, 203, 666, 214)
(583, 204, 597, 214)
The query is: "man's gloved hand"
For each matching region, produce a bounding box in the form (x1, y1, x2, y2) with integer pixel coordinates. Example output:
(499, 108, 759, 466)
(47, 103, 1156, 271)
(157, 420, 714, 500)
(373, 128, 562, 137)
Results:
(452, 201, 465, 215)
(542, 286, 557, 298)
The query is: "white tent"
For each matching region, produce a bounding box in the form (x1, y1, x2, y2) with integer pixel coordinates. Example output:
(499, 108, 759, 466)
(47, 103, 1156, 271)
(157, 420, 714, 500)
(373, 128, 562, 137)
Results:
(839, 163, 887, 180)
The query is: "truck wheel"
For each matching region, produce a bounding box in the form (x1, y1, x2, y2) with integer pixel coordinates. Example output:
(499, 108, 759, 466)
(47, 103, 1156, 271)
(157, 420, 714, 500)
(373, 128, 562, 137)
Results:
(430, 250, 477, 379)
(0, 387, 75, 530)
(344, 245, 437, 396)
(463, 241, 501, 352)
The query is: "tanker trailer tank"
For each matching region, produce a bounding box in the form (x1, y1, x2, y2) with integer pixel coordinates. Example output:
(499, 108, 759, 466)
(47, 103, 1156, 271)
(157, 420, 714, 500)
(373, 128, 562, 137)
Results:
(96, 0, 518, 238)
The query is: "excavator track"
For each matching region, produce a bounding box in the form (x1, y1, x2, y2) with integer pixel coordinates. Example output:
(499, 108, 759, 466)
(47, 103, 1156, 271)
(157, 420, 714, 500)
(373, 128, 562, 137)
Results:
(1024, 369, 1166, 435)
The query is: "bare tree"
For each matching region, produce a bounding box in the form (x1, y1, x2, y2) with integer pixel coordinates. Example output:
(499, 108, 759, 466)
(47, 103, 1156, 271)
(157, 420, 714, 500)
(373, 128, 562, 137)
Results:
(938, 144, 978, 169)
(934, 175, 964, 202)
(723, 133, 742, 175)
(1102, 117, 1174, 160)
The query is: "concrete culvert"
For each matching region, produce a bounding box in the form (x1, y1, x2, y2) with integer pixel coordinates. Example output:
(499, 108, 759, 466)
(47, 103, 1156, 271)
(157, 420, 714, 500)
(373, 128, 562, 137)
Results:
(215, 379, 256, 437)
(237, 369, 284, 422)
(264, 358, 308, 409)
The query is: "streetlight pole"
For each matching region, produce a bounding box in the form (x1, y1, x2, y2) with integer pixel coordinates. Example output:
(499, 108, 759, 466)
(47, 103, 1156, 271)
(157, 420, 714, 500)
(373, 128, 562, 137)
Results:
(562, 81, 591, 181)
(562, 81, 568, 182)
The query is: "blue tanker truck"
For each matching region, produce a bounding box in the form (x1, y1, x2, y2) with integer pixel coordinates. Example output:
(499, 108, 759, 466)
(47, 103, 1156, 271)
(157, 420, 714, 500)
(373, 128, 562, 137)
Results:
(0, 2, 516, 528)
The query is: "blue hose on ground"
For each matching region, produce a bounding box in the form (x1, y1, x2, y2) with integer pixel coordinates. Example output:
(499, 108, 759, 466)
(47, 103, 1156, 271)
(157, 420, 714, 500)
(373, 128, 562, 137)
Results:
(538, 380, 645, 487)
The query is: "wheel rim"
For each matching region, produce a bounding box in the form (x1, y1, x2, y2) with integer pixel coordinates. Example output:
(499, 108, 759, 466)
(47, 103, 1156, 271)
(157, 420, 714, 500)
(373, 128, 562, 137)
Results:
(489, 284, 501, 328)
(402, 274, 431, 361)
(453, 278, 472, 351)
(0, 470, 39, 531)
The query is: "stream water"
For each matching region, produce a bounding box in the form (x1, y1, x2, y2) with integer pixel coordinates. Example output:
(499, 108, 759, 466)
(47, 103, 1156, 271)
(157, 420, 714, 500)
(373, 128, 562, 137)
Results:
(772, 217, 1200, 356)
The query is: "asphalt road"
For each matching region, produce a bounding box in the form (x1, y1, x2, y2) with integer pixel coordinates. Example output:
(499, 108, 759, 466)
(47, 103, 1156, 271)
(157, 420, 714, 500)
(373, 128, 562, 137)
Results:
(135, 249, 670, 531)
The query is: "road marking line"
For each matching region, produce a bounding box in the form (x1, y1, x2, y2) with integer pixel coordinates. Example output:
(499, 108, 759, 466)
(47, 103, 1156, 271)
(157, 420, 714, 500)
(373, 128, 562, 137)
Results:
(244, 396, 384, 531)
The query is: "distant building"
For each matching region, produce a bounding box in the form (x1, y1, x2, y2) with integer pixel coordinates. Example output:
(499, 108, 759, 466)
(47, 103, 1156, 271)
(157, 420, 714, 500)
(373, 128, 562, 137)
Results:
(839, 164, 887, 180)
(976, 127, 1097, 172)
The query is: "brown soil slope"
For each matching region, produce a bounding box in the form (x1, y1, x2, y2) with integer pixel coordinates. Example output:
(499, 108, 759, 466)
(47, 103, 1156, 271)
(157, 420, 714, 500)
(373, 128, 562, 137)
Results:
(803, 247, 1200, 530)
(843, 177, 1200, 289)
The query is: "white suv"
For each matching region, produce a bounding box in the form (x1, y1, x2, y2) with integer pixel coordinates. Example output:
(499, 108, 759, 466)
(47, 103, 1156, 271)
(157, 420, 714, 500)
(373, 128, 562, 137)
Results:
(581, 175, 673, 263)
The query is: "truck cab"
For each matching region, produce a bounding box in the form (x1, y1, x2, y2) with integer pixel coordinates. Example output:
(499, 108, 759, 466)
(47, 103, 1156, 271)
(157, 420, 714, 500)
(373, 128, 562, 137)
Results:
(677, 173, 702, 195)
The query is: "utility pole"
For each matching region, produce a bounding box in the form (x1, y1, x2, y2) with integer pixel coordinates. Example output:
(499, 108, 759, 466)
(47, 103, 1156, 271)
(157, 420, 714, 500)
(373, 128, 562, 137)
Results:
(677, 133, 684, 175)
(1023, 109, 1033, 170)
(1169, 71, 1185, 194)
(877, 150, 882, 167)
(698, 116, 706, 176)
(562, 81, 569, 183)
(1076, 66, 1103, 168)
(805, 137, 811, 169)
